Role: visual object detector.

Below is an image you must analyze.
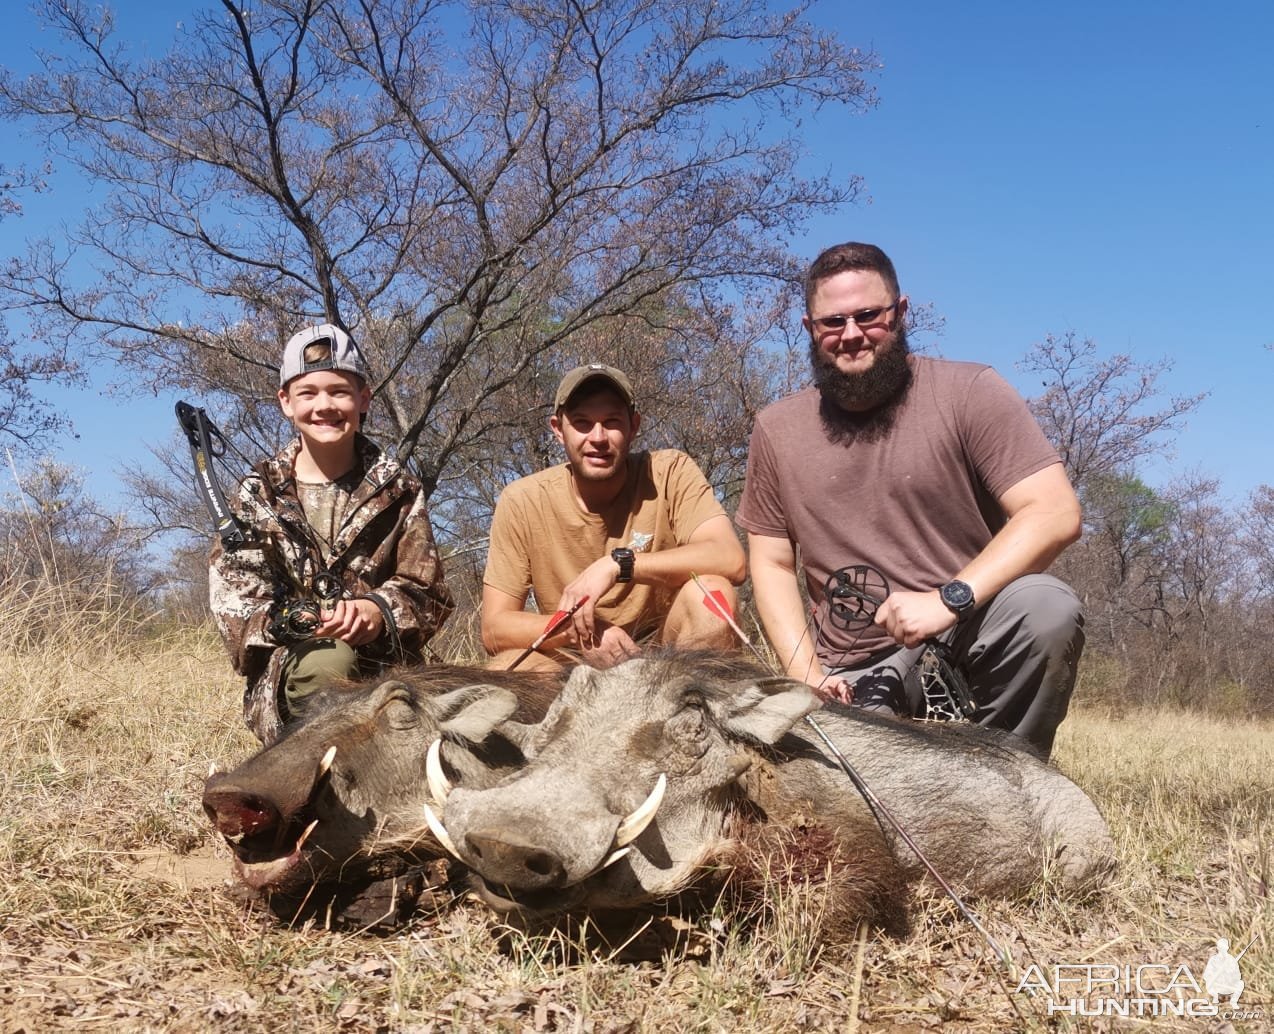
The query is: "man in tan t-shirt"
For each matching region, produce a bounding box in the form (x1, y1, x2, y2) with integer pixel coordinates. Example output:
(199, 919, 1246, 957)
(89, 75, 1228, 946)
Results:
(482, 364, 745, 670)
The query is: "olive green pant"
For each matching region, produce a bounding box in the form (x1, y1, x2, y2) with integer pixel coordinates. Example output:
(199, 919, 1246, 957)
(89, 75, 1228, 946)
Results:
(281, 638, 360, 719)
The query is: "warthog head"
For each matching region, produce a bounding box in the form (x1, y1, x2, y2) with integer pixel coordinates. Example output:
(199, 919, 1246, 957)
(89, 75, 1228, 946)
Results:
(202, 665, 561, 912)
(428, 653, 845, 915)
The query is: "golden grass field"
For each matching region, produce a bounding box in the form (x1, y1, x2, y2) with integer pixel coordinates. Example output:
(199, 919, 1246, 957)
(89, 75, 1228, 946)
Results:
(0, 592, 1269, 1032)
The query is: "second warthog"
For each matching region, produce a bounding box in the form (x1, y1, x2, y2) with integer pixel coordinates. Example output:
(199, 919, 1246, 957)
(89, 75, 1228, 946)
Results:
(202, 664, 560, 924)
(429, 652, 1115, 930)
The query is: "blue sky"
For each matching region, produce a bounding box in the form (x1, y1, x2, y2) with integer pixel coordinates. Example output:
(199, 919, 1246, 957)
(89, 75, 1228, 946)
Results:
(1, 1, 1270, 510)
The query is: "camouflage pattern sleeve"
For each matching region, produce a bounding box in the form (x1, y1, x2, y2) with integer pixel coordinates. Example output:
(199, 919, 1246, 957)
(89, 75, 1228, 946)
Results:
(207, 486, 283, 682)
(361, 488, 454, 650)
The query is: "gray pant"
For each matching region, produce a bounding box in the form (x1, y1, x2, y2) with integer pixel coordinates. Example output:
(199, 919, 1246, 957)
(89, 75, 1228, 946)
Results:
(832, 574, 1085, 758)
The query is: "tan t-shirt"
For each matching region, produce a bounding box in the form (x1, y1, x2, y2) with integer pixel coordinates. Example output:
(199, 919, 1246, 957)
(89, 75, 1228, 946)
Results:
(736, 356, 1062, 668)
(485, 449, 726, 635)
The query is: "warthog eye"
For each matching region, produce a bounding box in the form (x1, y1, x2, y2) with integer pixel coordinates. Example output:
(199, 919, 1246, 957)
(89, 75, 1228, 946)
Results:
(666, 701, 709, 756)
(379, 693, 419, 731)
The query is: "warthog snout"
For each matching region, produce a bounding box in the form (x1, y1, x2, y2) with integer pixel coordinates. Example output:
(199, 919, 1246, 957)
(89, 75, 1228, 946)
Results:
(202, 782, 283, 843)
(464, 829, 569, 891)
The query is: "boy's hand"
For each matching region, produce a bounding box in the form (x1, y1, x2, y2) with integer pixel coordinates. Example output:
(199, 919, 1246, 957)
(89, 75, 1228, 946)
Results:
(316, 598, 384, 645)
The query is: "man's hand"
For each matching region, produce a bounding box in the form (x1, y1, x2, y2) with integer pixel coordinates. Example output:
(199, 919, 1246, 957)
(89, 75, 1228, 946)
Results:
(558, 554, 621, 643)
(577, 623, 641, 668)
(874, 589, 955, 648)
(810, 672, 854, 705)
(316, 598, 385, 646)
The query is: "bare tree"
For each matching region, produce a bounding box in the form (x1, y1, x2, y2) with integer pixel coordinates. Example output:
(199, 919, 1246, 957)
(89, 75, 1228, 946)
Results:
(1240, 484, 1274, 599)
(1020, 332, 1205, 492)
(0, 0, 876, 504)
(0, 164, 77, 449)
(0, 458, 155, 591)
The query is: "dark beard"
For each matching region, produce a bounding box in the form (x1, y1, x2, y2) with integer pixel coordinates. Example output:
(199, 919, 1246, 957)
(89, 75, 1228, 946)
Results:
(810, 325, 913, 443)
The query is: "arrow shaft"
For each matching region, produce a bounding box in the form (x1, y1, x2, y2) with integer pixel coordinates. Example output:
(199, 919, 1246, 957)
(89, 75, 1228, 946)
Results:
(506, 595, 590, 670)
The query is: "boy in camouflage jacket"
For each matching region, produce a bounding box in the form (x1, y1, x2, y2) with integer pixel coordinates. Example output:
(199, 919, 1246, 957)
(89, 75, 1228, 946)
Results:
(209, 324, 453, 744)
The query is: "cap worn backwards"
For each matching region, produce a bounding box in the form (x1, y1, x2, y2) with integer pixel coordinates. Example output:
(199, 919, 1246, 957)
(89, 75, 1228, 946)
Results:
(279, 323, 369, 388)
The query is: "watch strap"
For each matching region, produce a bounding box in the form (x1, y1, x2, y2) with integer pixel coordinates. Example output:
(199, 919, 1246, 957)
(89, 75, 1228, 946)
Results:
(611, 547, 635, 583)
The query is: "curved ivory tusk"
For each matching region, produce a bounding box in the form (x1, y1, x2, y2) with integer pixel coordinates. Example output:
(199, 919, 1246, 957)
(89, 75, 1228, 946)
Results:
(208, 762, 219, 778)
(425, 738, 452, 805)
(294, 818, 319, 853)
(316, 745, 337, 780)
(422, 802, 462, 862)
(601, 846, 631, 870)
(613, 773, 667, 847)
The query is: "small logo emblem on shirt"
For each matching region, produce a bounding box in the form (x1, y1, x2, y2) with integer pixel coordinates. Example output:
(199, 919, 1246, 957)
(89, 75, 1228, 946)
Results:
(628, 531, 653, 552)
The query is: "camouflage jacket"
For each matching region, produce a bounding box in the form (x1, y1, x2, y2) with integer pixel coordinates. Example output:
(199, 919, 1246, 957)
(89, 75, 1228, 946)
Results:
(209, 434, 453, 743)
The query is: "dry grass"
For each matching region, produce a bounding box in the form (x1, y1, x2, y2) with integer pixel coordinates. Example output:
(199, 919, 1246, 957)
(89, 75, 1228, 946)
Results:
(0, 581, 1270, 1032)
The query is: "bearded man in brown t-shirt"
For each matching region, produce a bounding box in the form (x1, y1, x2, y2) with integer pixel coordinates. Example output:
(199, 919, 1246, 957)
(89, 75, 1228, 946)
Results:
(483, 364, 745, 670)
(736, 242, 1084, 757)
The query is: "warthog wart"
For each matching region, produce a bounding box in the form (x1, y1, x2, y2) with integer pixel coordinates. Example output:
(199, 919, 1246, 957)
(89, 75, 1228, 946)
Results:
(430, 652, 1115, 931)
(202, 664, 561, 923)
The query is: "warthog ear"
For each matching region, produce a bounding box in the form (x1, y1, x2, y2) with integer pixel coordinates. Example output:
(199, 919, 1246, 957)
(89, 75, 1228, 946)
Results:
(435, 685, 520, 744)
(711, 678, 821, 745)
(492, 719, 539, 753)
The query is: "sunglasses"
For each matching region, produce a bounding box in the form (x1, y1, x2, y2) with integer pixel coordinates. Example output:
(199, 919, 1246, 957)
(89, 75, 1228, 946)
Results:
(809, 302, 899, 333)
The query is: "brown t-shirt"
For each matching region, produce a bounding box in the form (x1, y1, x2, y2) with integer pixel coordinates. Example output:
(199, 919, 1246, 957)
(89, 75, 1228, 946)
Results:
(736, 356, 1061, 668)
(485, 449, 727, 635)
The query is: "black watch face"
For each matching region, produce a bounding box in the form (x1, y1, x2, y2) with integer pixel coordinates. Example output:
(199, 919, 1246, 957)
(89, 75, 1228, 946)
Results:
(942, 581, 974, 610)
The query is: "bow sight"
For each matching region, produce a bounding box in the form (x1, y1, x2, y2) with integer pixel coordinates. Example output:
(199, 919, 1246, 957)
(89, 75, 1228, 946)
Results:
(266, 569, 345, 646)
(822, 563, 976, 723)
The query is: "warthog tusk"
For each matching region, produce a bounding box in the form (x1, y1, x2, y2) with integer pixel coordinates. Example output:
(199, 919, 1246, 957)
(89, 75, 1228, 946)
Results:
(294, 818, 319, 854)
(425, 738, 452, 804)
(208, 762, 219, 778)
(613, 773, 666, 847)
(317, 745, 337, 780)
(422, 802, 462, 862)
(601, 846, 631, 870)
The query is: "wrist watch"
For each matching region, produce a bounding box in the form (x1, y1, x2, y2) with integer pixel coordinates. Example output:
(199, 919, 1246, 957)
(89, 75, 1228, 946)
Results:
(939, 579, 976, 620)
(611, 547, 635, 583)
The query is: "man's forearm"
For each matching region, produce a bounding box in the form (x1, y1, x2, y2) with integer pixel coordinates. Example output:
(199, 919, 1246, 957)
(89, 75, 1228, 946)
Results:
(632, 537, 746, 588)
(751, 560, 822, 682)
(481, 608, 576, 654)
(959, 505, 1080, 604)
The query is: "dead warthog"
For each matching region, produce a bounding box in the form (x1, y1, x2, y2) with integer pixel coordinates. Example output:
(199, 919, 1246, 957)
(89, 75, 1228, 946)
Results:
(202, 665, 560, 924)
(429, 652, 1114, 933)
